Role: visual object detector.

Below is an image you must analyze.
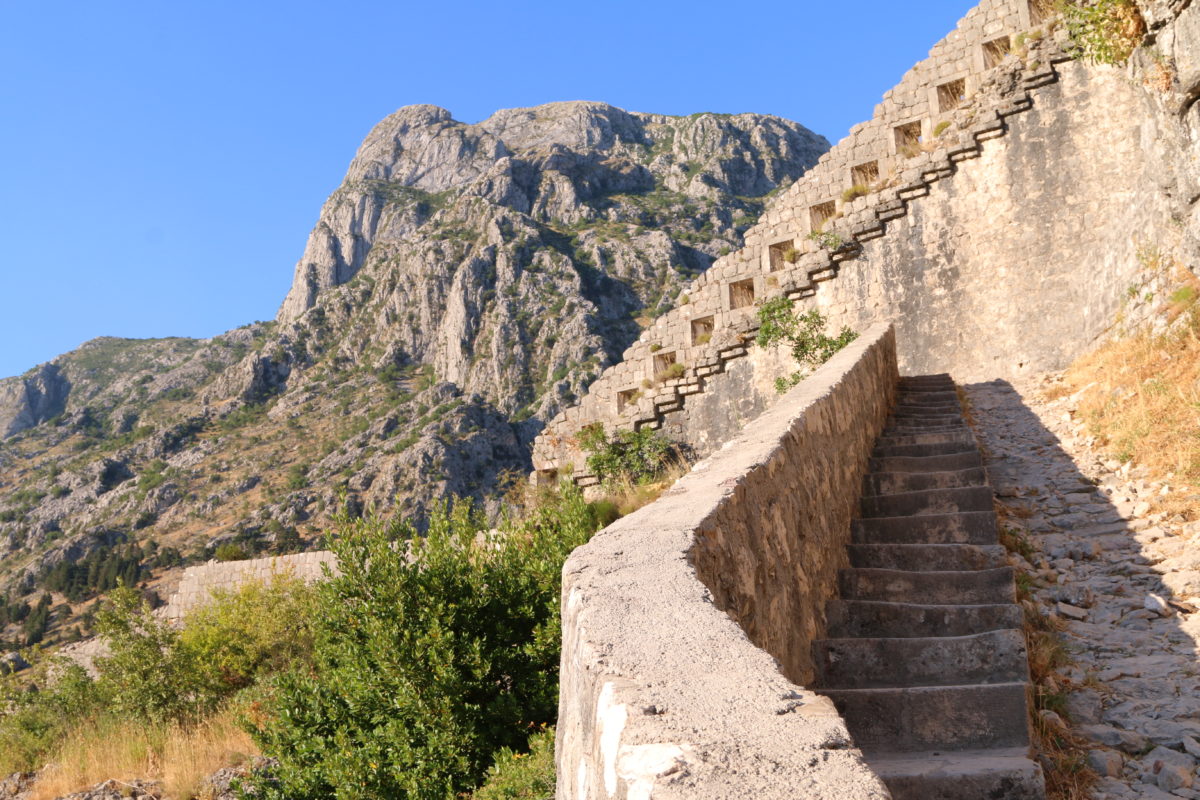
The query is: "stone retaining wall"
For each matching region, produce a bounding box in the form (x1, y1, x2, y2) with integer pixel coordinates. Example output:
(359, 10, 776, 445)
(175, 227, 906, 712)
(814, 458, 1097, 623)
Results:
(556, 322, 897, 800)
(160, 550, 336, 622)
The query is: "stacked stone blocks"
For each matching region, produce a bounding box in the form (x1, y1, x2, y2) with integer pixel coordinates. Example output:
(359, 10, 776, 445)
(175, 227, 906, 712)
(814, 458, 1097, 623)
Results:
(533, 0, 1068, 483)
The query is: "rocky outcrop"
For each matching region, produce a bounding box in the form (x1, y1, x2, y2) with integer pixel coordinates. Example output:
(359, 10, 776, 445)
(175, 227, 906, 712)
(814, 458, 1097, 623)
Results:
(0, 364, 69, 437)
(0, 101, 825, 643)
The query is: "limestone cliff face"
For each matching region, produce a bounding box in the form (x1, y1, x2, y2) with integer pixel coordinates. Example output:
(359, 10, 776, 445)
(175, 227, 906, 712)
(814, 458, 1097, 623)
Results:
(0, 101, 826, 627)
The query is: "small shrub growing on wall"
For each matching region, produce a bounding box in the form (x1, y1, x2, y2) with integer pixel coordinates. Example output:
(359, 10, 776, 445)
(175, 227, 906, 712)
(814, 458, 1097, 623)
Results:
(806, 230, 845, 251)
(755, 298, 859, 393)
(1063, 0, 1145, 65)
(577, 424, 673, 484)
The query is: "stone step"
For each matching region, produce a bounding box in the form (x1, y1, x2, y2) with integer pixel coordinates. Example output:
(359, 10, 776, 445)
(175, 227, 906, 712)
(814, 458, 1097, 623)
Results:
(839, 567, 1016, 605)
(863, 467, 987, 496)
(869, 748, 1046, 800)
(826, 600, 1024, 639)
(899, 373, 954, 387)
(884, 421, 968, 434)
(813, 630, 1030, 689)
(873, 441, 978, 459)
(847, 543, 1007, 571)
(897, 393, 960, 407)
(893, 401, 962, 413)
(820, 682, 1033, 752)
(860, 486, 994, 518)
(852, 510, 998, 545)
(875, 431, 976, 449)
(869, 451, 983, 474)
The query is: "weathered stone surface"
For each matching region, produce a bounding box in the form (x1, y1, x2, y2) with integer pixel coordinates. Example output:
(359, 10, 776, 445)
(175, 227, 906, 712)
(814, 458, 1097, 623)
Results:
(556, 324, 896, 799)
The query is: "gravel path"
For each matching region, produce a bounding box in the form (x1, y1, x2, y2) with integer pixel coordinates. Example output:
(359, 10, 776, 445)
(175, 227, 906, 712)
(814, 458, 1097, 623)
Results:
(966, 377, 1200, 799)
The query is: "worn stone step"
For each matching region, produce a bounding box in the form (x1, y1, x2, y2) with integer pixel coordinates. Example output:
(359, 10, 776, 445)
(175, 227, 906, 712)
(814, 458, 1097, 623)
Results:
(875, 432, 976, 450)
(840, 567, 1016, 604)
(869, 451, 983, 474)
(826, 600, 1024, 639)
(873, 441, 978, 458)
(861, 486, 993, 518)
(813, 630, 1029, 689)
(884, 421, 968, 434)
(870, 748, 1046, 800)
(821, 682, 1032, 752)
(899, 373, 953, 386)
(847, 543, 1007, 571)
(895, 396, 960, 410)
(853, 510, 998, 545)
(892, 402, 963, 414)
(864, 467, 987, 496)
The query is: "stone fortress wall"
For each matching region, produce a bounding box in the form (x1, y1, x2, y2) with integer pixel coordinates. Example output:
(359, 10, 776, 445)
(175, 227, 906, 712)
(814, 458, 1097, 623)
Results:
(532, 0, 1199, 483)
(556, 323, 897, 800)
(159, 550, 336, 622)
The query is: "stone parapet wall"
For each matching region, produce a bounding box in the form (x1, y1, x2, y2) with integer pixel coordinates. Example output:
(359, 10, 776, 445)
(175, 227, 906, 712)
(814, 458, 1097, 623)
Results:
(556, 322, 897, 800)
(160, 550, 336, 622)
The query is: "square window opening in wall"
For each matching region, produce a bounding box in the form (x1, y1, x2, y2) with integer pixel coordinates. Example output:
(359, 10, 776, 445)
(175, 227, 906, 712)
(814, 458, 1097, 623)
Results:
(535, 469, 558, 487)
(894, 121, 923, 154)
(617, 388, 640, 414)
(809, 201, 837, 232)
(1029, 0, 1055, 25)
(652, 351, 677, 375)
(851, 161, 880, 190)
(729, 278, 756, 309)
(937, 79, 967, 114)
(768, 240, 798, 271)
(983, 36, 1012, 69)
(691, 315, 714, 346)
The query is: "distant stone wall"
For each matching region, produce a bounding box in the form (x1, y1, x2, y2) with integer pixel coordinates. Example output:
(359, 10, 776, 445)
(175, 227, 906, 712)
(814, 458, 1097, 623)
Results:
(533, 0, 1200, 483)
(160, 551, 336, 622)
(556, 323, 897, 800)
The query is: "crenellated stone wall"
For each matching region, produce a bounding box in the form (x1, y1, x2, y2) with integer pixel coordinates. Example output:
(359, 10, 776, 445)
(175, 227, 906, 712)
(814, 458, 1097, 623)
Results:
(533, 0, 1200, 484)
(556, 323, 897, 800)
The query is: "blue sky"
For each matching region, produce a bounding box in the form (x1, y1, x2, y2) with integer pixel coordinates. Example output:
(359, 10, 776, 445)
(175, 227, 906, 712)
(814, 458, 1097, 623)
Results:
(0, 0, 975, 379)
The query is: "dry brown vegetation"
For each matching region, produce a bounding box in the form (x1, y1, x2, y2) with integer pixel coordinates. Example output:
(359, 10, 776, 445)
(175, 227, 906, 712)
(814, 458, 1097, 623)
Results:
(1058, 262, 1200, 516)
(30, 707, 257, 800)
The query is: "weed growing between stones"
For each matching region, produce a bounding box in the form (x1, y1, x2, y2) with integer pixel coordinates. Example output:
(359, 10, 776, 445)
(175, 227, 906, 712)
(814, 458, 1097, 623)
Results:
(755, 299, 859, 393)
(577, 423, 674, 484)
(1062, 0, 1146, 65)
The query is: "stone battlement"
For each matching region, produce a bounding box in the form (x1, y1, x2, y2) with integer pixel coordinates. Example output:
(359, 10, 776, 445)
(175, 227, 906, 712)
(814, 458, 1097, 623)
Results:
(532, 0, 1072, 482)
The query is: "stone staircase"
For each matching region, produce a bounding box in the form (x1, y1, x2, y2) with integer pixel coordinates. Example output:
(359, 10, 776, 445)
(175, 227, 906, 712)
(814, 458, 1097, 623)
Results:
(813, 374, 1045, 800)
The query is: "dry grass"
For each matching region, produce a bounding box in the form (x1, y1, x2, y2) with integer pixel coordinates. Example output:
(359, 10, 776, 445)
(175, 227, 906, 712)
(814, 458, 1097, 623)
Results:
(591, 460, 690, 519)
(1059, 266, 1200, 516)
(992, 502, 1099, 800)
(30, 708, 257, 800)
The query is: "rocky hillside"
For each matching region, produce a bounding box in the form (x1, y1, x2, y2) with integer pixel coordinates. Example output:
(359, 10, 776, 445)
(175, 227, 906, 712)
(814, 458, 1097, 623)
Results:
(0, 101, 828, 649)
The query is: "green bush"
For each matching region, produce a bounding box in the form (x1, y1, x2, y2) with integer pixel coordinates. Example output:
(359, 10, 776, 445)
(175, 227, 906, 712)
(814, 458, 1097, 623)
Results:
(1063, 0, 1144, 64)
(214, 542, 248, 562)
(472, 727, 555, 800)
(0, 664, 101, 773)
(179, 575, 316, 696)
(756, 298, 859, 393)
(244, 488, 600, 800)
(577, 424, 672, 484)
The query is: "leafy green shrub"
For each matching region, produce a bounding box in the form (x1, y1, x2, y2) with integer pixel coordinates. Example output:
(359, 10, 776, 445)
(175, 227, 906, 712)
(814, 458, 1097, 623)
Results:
(0, 664, 101, 773)
(285, 462, 310, 490)
(180, 576, 316, 696)
(214, 543, 248, 562)
(1063, 0, 1145, 64)
(577, 424, 673, 484)
(472, 727, 555, 800)
(756, 298, 859, 393)
(244, 489, 600, 800)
